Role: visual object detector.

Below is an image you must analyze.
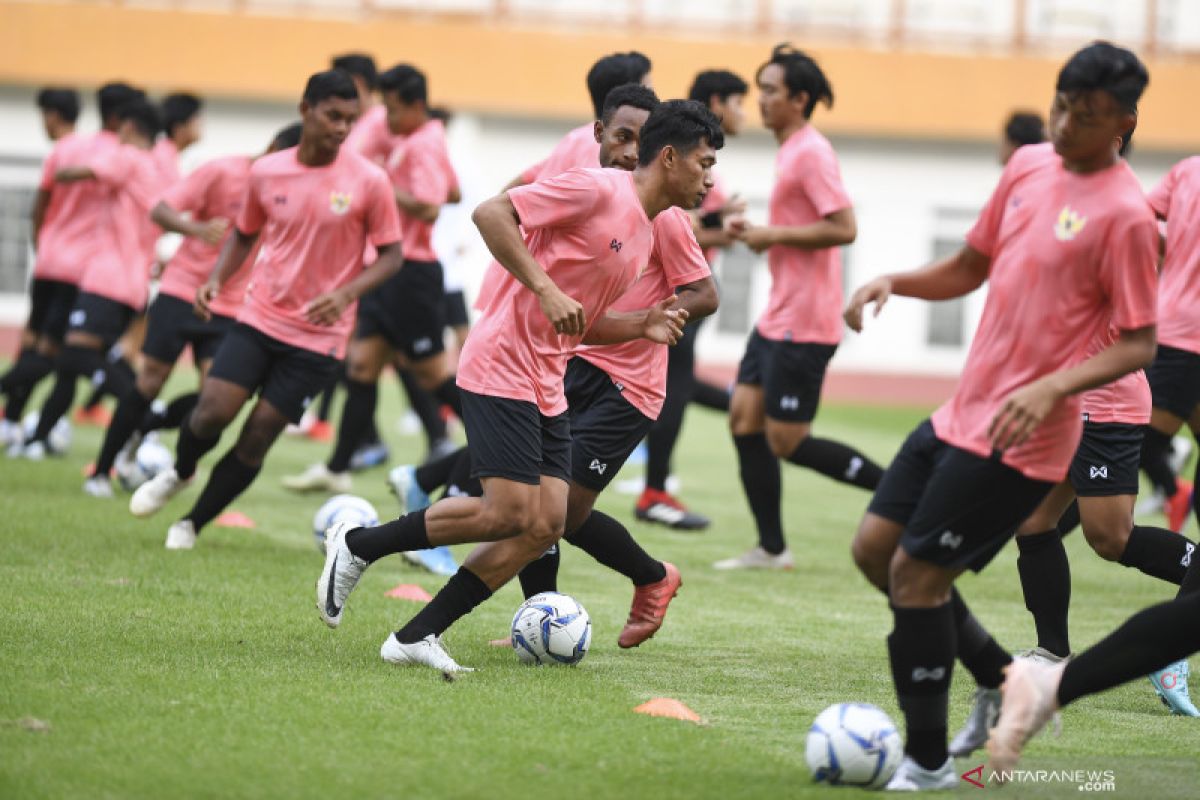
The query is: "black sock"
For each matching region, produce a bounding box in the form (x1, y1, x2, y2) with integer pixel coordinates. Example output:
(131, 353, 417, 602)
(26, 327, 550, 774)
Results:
(1141, 426, 1178, 497)
(101, 356, 135, 401)
(565, 511, 666, 586)
(1193, 452, 1200, 529)
(1056, 500, 1080, 536)
(646, 340, 694, 492)
(950, 588, 1010, 689)
(1, 348, 54, 395)
(93, 388, 153, 476)
(315, 370, 338, 422)
(691, 380, 729, 412)
(327, 379, 378, 473)
(734, 433, 785, 554)
(1178, 546, 1200, 597)
(345, 508, 429, 563)
(889, 603, 955, 770)
(0, 346, 33, 392)
(395, 566, 493, 643)
(517, 545, 560, 598)
(1119, 525, 1196, 584)
(444, 447, 481, 498)
(1016, 529, 1072, 657)
(433, 376, 463, 419)
(32, 345, 101, 441)
(181, 449, 261, 531)
(399, 370, 447, 448)
(141, 392, 199, 434)
(1058, 592, 1200, 707)
(787, 436, 884, 490)
(415, 446, 466, 494)
(175, 414, 221, 480)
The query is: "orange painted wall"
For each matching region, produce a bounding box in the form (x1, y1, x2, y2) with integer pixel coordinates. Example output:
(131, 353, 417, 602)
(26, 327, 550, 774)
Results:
(2, 2, 1199, 150)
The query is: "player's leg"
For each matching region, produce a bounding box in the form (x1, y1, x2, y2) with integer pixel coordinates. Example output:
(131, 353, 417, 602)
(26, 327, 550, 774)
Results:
(1141, 345, 1200, 528)
(1013, 482, 1076, 660)
(396, 365, 449, 455)
(1, 280, 75, 444)
(397, 260, 462, 418)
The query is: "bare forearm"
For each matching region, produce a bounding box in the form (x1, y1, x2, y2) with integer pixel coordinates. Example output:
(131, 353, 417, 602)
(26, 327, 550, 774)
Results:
(209, 231, 256, 287)
(695, 228, 732, 249)
(674, 278, 719, 322)
(581, 310, 650, 345)
(473, 199, 552, 295)
(766, 220, 856, 250)
(395, 189, 439, 222)
(150, 201, 204, 237)
(54, 166, 94, 183)
(889, 248, 989, 301)
(342, 244, 403, 300)
(1044, 328, 1157, 399)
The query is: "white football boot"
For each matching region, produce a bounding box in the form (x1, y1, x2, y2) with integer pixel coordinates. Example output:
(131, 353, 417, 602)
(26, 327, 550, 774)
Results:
(713, 546, 794, 570)
(164, 520, 197, 550)
(130, 468, 187, 517)
(987, 659, 1066, 777)
(316, 521, 369, 628)
(380, 633, 474, 673)
(885, 756, 958, 791)
(82, 475, 114, 499)
(282, 463, 351, 493)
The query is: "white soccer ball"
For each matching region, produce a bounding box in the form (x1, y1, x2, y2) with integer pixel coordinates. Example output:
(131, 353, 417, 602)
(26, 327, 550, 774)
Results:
(806, 702, 903, 789)
(312, 494, 380, 553)
(21, 411, 72, 453)
(510, 592, 592, 666)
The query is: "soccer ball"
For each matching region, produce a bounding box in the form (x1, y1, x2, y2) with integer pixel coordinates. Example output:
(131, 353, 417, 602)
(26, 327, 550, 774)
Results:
(21, 411, 72, 453)
(116, 435, 174, 490)
(510, 592, 591, 666)
(805, 702, 903, 789)
(312, 494, 380, 553)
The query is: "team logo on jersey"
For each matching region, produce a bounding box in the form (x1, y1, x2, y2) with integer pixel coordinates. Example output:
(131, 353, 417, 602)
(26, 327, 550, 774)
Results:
(329, 191, 352, 215)
(1054, 205, 1088, 241)
(610, 238, 623, 253)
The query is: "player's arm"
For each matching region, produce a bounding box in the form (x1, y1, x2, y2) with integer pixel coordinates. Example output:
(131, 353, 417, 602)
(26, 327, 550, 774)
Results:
(305, 242, 404, 326)
(394, 188, 440, 223)
(989, 325, 1157, 451)
(843, 244, 991, 332)
(195, 228, 259, 321)
(472, 192, 585, 335)
(737, 207, 857, 253)
(581, 297, 688, 346)
(53, 166, 96, 183)
(150, 200, 229, 245)
(30, 189, 52, 249)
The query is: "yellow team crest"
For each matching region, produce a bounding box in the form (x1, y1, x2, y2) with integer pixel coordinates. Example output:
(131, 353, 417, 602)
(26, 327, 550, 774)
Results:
(329, 191, 352, 215)
(1054, 205, 1088, 241)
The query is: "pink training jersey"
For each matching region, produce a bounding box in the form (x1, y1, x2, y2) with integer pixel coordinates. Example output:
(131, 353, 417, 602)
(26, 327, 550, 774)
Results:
(235, 146, 401, 360)
(345, 105, 402, 167)
(1148, 157, 1200, 355)
(698, 172, 730, 264)
(81, 143, 173, 310)
(575, 206, 712, 419)
(384, 118, 457, 262)
(34, 130, 121, 285)
(457, 168, 654, 416)
(756, 124, 852, 345)
(158, 155, 255, 318)
(1080, 326, 1152, 425)
(152, 138, 181, 186)
(931, 143, 1159, 483)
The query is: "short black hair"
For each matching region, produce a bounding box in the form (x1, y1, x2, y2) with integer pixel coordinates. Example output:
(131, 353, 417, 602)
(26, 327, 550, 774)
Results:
(270, 122, 303, 151)
(757, 43, 834, 118)
(429, 106, 453, 123)
(117, 98, 161, 141)
(36, 87, 80, 123)
(378, 64, 428, 105)
(586, 51, 652, 119)
(331, 53, 378, 90)
(600, 83, 659, 124)
(1003, 111, 1046, 147)
(302, 70, 359, 105)
(161, 92, 202, 136)
(688, 70, 749, 106)
(637, 99, 724, 167)
(97, 82, 145, 122)
(1056, 41, 1149, 115)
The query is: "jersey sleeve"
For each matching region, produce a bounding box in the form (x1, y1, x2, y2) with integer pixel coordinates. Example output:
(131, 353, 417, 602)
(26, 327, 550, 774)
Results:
(88, 146, 135, 188)
(519, 157, 548, 185)
(801, 144, 852, 218)
(406, 141, 452, 205)
(364, 171, 403, 248)
(656, 209, 713, 288)
(38, 144, 60, 191)
(508, 168, 602, 230)
(1146, 163, 1178, 219)
(236, 170, 267, 235)
(1100, 212, 1160, 332)
(161, 161, 216, 215)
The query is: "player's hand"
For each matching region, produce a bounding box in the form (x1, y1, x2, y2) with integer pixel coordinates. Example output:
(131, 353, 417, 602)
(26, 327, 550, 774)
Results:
(194, 281, 219, 321)
(537, 284, 586, 336)
(988, 377, 1062, 452)
(723, 214, 748, 238)
(305, 289, 353, 327)
(196, 217, 230, 245)
(736, 225, 776, 253)
(642, 296, 689, 345)
(721, 194, 748, 218)
(844, 277, 893, 333)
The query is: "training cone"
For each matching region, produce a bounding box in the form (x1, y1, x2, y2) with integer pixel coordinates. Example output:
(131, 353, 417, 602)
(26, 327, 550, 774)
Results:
(633, 697, 702, 724)
(215, 511, 257, 529)
(385, 584, 433, 602)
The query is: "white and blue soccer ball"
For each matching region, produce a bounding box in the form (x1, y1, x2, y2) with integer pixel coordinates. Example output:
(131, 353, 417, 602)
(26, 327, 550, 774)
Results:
(511, 592, 592, 666)
(21, 411, 72, 453)
(312, 494, 379, 553)
(806, 702, 903, 789)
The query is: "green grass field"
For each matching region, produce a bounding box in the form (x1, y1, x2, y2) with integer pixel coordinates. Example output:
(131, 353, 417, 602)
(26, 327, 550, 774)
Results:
(2, 377, 1198, 798)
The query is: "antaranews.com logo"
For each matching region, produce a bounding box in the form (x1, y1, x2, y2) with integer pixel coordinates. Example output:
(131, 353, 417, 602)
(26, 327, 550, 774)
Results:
(962, 765, 1117, 792)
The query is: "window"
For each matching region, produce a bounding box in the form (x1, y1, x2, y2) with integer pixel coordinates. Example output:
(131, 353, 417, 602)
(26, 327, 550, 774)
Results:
(925, 208, 978, 348)
(0, 185, 34, 295)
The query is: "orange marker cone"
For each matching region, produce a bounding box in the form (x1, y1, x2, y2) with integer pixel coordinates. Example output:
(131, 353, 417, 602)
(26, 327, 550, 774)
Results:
(632, 697, 702, 723)
(385, 584, 433, 602)
(215, 511, 257, 529)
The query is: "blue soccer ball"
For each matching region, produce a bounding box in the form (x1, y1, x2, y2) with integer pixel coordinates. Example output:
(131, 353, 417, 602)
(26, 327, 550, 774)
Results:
(806, 702, 903, 789)
(312, 494, 379, 554)
(511, 592, 591, 666)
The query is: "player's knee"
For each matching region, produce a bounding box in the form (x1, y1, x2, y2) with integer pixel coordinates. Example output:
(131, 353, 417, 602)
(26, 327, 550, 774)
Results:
(480, 502, 532, 540)
(135, 370, 167, 399)
(766, 426, 805, 459)
(851, 531, 889, 590)
(1082, 524, 1128, 562)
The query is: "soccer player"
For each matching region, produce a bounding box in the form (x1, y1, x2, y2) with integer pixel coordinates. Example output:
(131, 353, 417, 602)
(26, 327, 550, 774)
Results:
(153, 92, 204, 183)
(283, 64, 462, 497)
(127, 70, 403, 550)
(36, 87, 79, 141)
(715, 44, 882, 570)
(81, 123, 302, 498)
(635, 68, 749, 531)
(317, 99, 722, 673)
(843, 42, 1157, 790)
(19, 98, 169, 459)
(1138, 156, 1200, 531)
(999, 110, 1046, 165)
(1, 82, 142, 449)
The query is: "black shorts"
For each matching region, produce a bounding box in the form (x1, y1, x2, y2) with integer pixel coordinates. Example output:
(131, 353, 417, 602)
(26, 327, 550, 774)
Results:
(868, 419, 1054, 572)
(356, 259, 446, 361)
(207, 323, 339, 424)
(66, 292, 136, 347)
(735, 329, 835, 422)
(460, 387, 571, 486)
(1147, 344, 1200, 421)
(1068, 420, 1142, 497)
(141, 293, 235, 366)
(27, 278, 78, 341)
(444, 289, 469, 328)
(565, 357, 655, 491)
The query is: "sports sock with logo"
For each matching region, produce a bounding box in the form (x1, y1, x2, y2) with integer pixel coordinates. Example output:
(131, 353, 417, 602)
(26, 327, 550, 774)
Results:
(1140, 427, 1179, 498)
(182, 449, 261, 531)
(1120, 525, 1195, 584)
(327, 379, 378, 473)
(345, 508, 429, 563)
(1016, 529, 1072, 658)
(93, 388, 153, 477)
(517, 546, 560, 598)
(395, 566, 492, 643)
(733, 433, 785, 554)
(787, 436, 884, 490)
(950, 588, 1010, 689)
(565, 511, 667, 587)
(888, 603, 955, 770)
